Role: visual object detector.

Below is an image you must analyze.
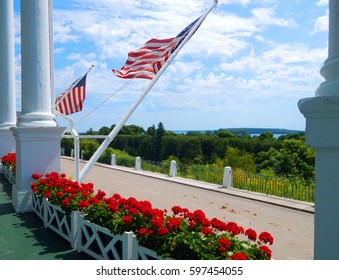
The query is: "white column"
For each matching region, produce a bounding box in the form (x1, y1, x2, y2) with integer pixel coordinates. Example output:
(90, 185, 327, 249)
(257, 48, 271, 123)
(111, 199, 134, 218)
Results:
(11, 0, 66, 212)
(0, 0, 16, 157)
(222, 166, 232, 188)
(135, 156, 141, 171)
(17, 0, 56, 127)
(169, 160, 177, 177)
(298, 0, 339, 259)
(111, 154, 116, 166)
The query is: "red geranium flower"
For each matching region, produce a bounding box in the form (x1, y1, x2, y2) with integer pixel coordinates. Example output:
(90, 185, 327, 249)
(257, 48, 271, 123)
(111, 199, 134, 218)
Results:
(157, 227, 169, 236)
(218, 237, 231, 249)
(201, 227, 214, 236)
(31, 173, 42, 180)
(122, 216, 133, 224)
(78, 200, 90, 208)
(166, 217, 181, 228)
(258, 232, 274, 245)
(259, 245, 272, 259)
(128, 208, 139, 216)
(139, 228, 148, 236)
(245, 228, 257, 242)
(152, 217, 164, 228)
(44, 191, 52, 199)
(61, 198, 71, 207)
(171, 206, 183, 214)
(56, 192, 64, 198)
(232, 252, 248, 260)
(192, 209, 206, 223)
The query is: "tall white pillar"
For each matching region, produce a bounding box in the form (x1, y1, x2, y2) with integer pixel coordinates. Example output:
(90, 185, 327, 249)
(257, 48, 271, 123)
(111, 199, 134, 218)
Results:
(0, 0, 16, 158)
(17, 0, 56, 127)
(11, 0, 65, 212)
(298, 0, 339, 259)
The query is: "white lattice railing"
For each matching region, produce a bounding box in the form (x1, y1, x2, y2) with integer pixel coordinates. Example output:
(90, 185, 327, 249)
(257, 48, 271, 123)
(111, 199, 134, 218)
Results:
(76, 217, 135, 260)
(2, 166, 15, 185)
(32, 194, 44, 221)
(31, 195, 165, 260)
(32, 196, 78, 248)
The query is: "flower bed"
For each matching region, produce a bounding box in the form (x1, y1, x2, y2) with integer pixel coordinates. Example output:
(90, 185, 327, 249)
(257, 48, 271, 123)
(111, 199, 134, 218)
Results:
(31, 172, 274, 260)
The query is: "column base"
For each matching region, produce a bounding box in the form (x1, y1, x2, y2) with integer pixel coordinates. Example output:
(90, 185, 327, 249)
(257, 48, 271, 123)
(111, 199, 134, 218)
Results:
(11, 184, 32, 213)
(10, 126, 66, 213)
(17, 112, 57, 127)
(299, 95, 339, 260)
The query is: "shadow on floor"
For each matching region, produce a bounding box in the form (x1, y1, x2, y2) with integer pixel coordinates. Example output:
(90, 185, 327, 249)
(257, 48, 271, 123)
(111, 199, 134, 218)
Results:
(0, 175, 92, 260)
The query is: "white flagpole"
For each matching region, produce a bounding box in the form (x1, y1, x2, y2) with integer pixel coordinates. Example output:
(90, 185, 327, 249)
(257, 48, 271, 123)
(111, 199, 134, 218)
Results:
(79, 0, 218, 182)
(53, 64, 94, 182)
(52, 108, 81, 180)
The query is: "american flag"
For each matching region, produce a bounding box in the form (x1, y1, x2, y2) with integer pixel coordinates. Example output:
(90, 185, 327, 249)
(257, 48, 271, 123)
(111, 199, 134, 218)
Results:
(55, 75, 87, 115)
(113, 17, 201, 80)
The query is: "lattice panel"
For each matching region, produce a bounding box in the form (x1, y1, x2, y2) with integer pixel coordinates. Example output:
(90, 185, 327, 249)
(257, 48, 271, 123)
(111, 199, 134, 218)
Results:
(44, 200, 76, 245)
(77, 218, 125, 260)
(136, 245, 164, 260)
(3, 166, 15, 184)
(32, 195, 44, 221)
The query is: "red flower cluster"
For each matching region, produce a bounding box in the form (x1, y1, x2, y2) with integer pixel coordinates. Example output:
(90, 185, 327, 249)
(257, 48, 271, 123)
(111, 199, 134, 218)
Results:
(1, 152, 16, 174)
(31, 172, 274, 260)
(31, 172, 95, 214)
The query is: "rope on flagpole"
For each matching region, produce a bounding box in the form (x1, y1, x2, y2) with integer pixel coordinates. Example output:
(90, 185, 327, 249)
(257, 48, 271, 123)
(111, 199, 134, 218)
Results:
(76, 77, 134, 125)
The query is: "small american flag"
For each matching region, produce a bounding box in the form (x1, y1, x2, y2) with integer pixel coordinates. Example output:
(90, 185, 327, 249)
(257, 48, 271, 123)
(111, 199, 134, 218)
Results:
(113, 17, 201, 80)
(55, 75, 87, 115)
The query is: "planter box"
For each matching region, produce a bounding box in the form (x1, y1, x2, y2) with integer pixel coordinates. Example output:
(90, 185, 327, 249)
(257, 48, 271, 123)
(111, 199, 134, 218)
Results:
(76, 216, 165, 260)
(135, 244, 167, 260)
(76, 217, 133, 260)
(32, 195, 167, 260)
(44, 199, 78, 248)
(32, 195, 77, 247)
(32, 194, 44, 221)
(2, 166, 15, 185)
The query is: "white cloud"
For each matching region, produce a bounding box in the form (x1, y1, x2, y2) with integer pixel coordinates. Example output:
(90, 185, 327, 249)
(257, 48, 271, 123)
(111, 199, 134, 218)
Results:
(13, 0, 330, 131)
(312, 9, 329, 34)
(316, 0, 328, 7)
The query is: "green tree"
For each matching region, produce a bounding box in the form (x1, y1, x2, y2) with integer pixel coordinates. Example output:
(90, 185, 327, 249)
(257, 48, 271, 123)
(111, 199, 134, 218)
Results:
(216, 129, 236, 138)
(98, 126, 111, 135)
(155, 122, 165, 160)
(224, 147, 256, 173)
(256, 139, 315, 180)
(80, 139, 100, 160)
(259, 132, 274, 140)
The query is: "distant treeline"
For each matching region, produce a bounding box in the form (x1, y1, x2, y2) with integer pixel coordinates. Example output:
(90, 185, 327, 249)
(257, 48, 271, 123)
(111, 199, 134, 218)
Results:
(61, 122, 314, 181)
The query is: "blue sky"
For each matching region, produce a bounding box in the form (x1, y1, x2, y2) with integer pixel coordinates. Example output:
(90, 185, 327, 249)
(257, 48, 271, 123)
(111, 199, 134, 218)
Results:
(13, 0, 329, 132)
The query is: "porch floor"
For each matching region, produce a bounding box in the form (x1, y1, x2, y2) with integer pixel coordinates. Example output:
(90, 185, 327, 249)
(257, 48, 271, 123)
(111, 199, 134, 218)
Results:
(0, 175, 91, 260)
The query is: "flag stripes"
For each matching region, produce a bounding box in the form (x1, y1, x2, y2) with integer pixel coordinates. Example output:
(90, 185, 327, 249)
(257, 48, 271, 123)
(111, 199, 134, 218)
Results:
(113, 17, 201, 80)
(55, 75, 87, 115)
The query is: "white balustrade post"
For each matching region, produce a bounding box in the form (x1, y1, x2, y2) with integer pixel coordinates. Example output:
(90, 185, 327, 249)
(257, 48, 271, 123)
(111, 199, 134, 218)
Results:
(169, 160, 177, 177)
(135, 156, 141, 171)
(122, 232, 135, 260)
(11, 0, 66, 212)
(0, 0, 16, 158)
(298, 0, 339, 259)
(221, 166, 232, 188)
(81, 150, 85, 160)
(71, 149, 74, 158)
(111, 154, 116, 166)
